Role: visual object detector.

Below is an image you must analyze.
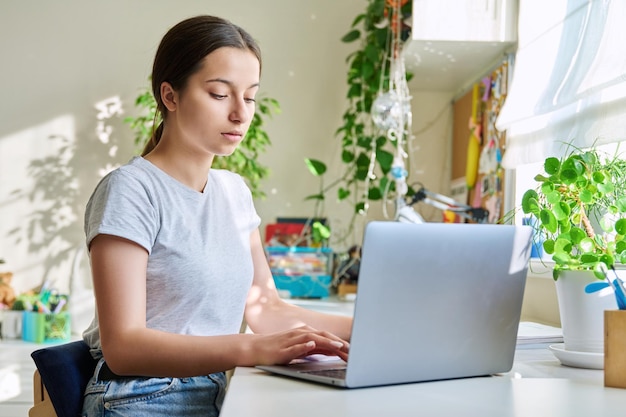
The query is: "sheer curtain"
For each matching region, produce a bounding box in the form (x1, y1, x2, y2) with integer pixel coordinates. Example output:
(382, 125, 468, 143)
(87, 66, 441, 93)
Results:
(496, 0, 626, 168)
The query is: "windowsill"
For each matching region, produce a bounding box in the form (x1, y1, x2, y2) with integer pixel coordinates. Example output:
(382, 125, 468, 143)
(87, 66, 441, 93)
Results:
(527, 259, 555, 279)
(526, 258, 626, 280)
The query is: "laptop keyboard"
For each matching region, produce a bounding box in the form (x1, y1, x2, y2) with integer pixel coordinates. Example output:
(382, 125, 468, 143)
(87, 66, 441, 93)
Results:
(298, 368, 347, 379)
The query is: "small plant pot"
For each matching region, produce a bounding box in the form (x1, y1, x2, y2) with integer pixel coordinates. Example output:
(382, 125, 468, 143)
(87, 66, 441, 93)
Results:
(556, 270, 618, 354)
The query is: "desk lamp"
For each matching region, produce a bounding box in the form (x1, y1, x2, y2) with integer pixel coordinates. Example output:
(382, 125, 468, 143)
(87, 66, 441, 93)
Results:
(395, 187, 489, 224)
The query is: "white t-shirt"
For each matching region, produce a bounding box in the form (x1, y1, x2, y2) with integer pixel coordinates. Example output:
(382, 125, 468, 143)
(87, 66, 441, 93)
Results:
(82, 156, 261, 356)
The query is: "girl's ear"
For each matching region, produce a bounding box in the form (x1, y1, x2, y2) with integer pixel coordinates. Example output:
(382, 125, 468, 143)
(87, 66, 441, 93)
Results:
(160, 82, 178, 112)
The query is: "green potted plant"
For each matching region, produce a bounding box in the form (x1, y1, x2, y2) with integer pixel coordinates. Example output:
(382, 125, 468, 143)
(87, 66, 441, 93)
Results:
(520, 146, 626, 359)
(521, 147, 626, 279)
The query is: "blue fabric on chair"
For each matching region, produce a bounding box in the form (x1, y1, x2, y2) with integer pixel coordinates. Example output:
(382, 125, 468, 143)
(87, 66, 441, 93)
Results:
(30, 340, 97, 417)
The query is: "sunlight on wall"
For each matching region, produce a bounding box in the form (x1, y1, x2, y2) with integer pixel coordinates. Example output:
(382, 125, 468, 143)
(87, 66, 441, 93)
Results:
(0, 115, 77, 294)
(95, 96, 125, 176)
(0, 96, 126, 297)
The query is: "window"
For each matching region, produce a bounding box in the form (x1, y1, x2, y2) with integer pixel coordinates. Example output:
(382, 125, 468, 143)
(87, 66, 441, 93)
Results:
(497, 0, 626, 168)
(498, 0, 626, 221)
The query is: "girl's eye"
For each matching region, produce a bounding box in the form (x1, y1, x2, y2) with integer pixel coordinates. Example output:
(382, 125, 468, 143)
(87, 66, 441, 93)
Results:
(245, 98, 256, 104)
(210, 93, 227, 99)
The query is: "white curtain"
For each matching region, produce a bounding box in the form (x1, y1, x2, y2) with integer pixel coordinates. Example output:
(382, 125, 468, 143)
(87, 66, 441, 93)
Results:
(497, 0, 626, 168)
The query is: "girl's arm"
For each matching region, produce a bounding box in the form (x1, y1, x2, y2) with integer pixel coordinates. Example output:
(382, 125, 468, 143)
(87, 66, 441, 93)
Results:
(90, 233, 348, 378)
(244, 229, 353, 342)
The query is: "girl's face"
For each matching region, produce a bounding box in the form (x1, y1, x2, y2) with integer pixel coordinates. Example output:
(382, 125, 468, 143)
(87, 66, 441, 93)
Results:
(171, 47, 260, 156)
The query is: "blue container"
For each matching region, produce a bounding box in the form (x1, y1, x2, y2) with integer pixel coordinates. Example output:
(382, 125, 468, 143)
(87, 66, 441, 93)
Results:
(523, 217, 544, 258)
(266, 247, 333, 298)
(22, 311, 71, 343)
(272, 274, 332, 298)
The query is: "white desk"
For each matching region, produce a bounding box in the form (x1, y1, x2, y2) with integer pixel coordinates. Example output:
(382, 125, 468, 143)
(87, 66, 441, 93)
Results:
(0, 339, 46, 417)
(221, 297, 625, 417)
(221, 348, 625, 417)
(2, 298, 624, 417)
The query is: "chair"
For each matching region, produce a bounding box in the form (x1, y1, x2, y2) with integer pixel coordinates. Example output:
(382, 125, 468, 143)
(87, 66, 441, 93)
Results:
(29, 340, 97, 417)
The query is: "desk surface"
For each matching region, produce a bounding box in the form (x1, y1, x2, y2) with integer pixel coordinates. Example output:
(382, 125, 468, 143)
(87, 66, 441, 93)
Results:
(2, 298, 623, 417)
(221, 348, 624, 417)
(222, 298, 624, 417)
(0, 339, 46, 417)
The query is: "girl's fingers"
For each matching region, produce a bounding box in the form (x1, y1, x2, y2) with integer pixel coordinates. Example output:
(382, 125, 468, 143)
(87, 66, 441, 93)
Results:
(271, 326, 350, 364)
(304, 332, 349, 353)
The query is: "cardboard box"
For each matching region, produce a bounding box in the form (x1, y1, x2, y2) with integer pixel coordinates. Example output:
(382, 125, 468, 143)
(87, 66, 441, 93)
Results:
(604, 310, 626, 388)
(22, 311, 71, 343)
(337, 283, 358, 297)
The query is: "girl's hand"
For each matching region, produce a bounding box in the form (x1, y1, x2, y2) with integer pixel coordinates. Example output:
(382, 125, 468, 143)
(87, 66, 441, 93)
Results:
(249, 326, 350, 366)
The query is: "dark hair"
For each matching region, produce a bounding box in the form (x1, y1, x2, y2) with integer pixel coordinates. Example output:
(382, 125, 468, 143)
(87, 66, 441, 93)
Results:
(142, 15, 262, 156)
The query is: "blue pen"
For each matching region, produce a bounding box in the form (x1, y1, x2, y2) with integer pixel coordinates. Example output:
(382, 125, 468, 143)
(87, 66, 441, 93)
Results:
(608, 267, 626, 310)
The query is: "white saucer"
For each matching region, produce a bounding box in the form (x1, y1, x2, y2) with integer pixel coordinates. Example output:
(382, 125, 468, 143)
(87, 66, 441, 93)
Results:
(548, 343, 604, 370)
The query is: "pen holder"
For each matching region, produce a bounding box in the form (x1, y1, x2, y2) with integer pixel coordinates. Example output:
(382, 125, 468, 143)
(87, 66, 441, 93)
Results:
(604, 310, 626, 388)
(22, 311, 71, 343)
(1, 310, 24, 339)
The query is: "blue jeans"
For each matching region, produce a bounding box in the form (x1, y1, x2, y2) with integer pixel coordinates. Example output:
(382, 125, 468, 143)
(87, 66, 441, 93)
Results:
(82, 359, 227, 417)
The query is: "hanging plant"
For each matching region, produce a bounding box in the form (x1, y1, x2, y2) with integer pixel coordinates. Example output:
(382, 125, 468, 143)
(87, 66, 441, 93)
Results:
(305, 0, 413, 235)
(124, 82, 280, 199)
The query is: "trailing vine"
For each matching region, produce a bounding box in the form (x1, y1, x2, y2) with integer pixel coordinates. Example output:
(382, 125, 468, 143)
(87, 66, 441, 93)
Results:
(305, 0, 413, 237)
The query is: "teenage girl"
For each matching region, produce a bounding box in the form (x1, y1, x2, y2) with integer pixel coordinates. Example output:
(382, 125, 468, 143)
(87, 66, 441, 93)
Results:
(81, 15, 351, 416)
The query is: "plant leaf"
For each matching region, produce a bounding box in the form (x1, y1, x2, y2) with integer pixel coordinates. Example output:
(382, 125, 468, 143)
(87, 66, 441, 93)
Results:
(616, 218, 626, 235)
(376, 149, 394, 173)
(569, 227, 586, 244)
(579, 189, 593, 204)
(341, 29, 360, 43)
(553, 202, 571, 221)
(579, 237, 595, 253)
(544, 157, 560, 175)
(304, 158, 327, 176)
(560, 168, 578, 184)
(304, 193, 325, 201)
(521, 190, 539, 214)
(368, 187, 382, 200)
(540, 209, 558, 233)
(543, 239, 555, 254)
(342, 150, 355, 163)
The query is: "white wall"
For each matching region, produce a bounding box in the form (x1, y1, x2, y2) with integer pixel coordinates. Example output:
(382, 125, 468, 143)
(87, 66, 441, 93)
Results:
(0, 0, 453, 294)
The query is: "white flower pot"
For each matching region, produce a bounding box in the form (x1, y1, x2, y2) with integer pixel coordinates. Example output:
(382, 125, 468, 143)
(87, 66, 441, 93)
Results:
(555, 270, 618, 353)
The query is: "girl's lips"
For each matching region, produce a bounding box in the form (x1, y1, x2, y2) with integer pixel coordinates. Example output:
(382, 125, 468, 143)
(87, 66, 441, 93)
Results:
(222, 132, 243, 142)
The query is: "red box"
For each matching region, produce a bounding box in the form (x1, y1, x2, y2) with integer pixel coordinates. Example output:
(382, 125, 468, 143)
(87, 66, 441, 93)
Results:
(265, 223, 306, 246)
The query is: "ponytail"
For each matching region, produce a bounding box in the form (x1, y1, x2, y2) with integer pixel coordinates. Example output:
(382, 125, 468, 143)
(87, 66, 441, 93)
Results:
(141, 119, 164, 156)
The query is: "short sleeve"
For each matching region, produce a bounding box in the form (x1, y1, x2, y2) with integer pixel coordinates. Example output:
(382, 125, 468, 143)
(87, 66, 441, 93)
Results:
(241, 178, 261, 232)
(84, 170, 159, 253)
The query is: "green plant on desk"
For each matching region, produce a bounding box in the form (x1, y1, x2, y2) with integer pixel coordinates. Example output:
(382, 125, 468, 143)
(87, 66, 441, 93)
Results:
(521, 147, 626, 280)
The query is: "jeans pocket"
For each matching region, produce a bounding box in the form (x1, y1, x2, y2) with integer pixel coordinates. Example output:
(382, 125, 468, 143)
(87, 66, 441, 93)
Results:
(102, 377, 177, 406)
(84, 374, 225, 416)
(208, 372, 227, 411)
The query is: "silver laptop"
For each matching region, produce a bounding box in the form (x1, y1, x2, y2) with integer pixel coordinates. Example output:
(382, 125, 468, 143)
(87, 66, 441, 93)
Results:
(257, 221, 533, 388)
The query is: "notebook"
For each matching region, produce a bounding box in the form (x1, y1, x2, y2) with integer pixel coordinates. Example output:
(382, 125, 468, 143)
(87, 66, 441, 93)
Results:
(257, 221, 533, 388)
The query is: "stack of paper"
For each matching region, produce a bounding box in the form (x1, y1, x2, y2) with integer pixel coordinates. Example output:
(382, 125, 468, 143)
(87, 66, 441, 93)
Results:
(517, 321, 563, 346)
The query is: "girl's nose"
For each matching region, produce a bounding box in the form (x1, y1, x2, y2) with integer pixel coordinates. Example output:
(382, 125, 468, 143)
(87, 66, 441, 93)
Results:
(229, 98, 252, 124)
